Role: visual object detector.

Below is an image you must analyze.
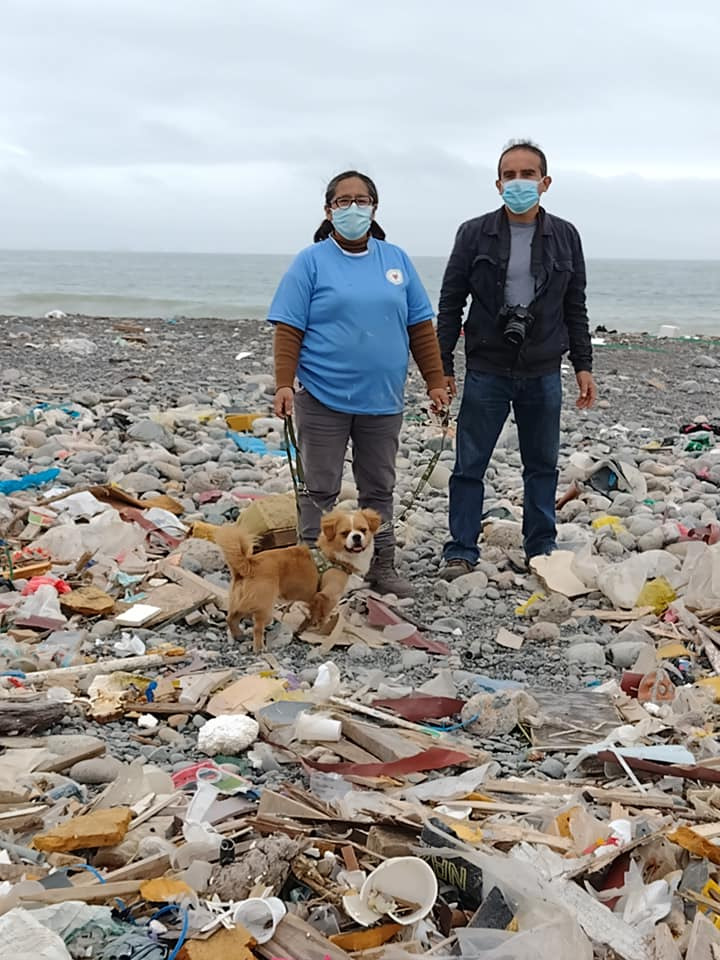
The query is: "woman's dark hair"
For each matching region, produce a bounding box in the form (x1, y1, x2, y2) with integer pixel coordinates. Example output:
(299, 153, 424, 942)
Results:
(313, 169, 386, 242)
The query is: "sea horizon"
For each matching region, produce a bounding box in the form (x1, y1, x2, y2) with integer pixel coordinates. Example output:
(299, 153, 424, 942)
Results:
(0, 249, 718, 335)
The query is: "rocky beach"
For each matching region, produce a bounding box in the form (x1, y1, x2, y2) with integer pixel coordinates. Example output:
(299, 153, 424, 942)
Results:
(1, 311, 720, 957)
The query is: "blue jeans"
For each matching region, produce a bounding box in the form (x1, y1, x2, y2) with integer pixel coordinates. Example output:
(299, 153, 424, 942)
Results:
(443, 371, 562, 565)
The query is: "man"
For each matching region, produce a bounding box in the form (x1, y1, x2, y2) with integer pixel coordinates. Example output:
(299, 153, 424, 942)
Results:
(437, 139, 596, 580)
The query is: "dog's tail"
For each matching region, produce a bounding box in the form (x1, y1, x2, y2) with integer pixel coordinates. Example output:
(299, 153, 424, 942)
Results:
(213, 525, 257, 578)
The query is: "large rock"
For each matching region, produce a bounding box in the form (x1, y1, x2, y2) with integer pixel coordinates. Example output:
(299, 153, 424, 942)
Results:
(121, 471, 163, 495)
(70, 756, 123, 785)
(447, 570, 489, 601)
(127, 420, 175, 449)
(567, 642, 606, 668)
(180, 537, 226, 574)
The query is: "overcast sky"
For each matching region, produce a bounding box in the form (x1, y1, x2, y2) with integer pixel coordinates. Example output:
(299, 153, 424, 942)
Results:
(1, 0, 719, 258)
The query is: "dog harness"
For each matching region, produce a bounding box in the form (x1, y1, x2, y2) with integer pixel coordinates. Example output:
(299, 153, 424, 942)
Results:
(309, 546, 359, 580)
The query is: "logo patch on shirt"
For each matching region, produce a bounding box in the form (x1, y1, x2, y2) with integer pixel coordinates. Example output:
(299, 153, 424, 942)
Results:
(386, 268, 404, 285)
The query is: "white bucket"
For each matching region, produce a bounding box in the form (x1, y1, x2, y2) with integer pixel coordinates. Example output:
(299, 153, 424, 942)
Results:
(657, 324, 680, 339)
(295, 711, 342, 742)
(233, 896, 286, 944)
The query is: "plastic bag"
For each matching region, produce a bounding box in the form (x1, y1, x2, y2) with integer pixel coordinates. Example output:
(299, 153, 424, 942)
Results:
(597, 550, 680, 609)
(588, 858, 673, 936)
(684, 542, 720, 609)
(0, 907, 71, 960)
(36, 630, 86, 667)
(35, 509, 146, 564)
(636, 577, 676, 614)
(454, 899, 592, 959)
(571, 542, 606, 590)
(311, 661, 341, 700)
(14, 585, 66, 623)
(58, 337, 97, 356)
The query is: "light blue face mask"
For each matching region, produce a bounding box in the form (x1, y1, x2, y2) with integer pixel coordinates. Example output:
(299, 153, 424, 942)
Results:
(502, 179, 540, 214)
(331, 203, 373, 240)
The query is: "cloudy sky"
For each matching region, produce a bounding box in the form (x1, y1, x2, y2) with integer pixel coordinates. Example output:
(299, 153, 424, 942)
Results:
(1, 0, 719, 258)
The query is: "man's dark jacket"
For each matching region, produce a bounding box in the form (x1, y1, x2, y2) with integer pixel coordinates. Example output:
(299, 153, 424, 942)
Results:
(437, 206, 593, 378)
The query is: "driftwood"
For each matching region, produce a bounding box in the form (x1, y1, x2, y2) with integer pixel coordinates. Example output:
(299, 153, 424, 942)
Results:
(0, 700, 65, 735)
(27, 652, 181, 685)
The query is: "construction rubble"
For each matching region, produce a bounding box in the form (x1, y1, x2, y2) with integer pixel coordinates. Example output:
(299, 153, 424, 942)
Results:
(0, 331, 720, 957)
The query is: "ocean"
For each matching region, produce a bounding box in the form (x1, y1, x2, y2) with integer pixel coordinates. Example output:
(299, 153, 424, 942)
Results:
(0, 249, 718, 335)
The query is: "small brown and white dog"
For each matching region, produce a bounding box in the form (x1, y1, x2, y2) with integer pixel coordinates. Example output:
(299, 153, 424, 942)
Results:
(213, 508, 381, 651)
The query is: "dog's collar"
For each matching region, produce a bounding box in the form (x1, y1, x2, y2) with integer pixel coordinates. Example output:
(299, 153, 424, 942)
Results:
(309, 546, 359, 578)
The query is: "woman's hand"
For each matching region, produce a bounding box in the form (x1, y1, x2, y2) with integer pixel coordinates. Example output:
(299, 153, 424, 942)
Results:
(428, 386, 450, 414)
(274, 387, 295, 417)
(444, 376, 457, 398)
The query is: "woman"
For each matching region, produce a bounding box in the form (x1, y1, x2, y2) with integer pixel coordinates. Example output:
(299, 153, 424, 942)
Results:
(268, 170, 449, 597)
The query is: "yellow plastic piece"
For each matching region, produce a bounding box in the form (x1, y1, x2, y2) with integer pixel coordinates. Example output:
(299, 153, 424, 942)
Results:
(514, 591, 546, 616)
(591, 515, 627, 535)
(226, 413, 264, 432)
(636, 577, 676, 615)
(657, 642, 691, 661)
(700, 879, 720, 928)
(697, 677, 720, 701)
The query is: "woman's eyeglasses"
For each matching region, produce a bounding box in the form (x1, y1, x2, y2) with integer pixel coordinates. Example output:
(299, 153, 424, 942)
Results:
(330, 195, 374, 209)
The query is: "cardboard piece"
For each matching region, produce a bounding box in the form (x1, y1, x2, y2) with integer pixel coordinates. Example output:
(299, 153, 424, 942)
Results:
(207, 675, 287, 717)
(61, 585, 115, 616)
(495, 627, 524, 650)
(89, 484, 184, 516)
(34, 806, 133, 852)
(178, 923, 255, 960)
(530, 550, 591, 598)
(140, 877, 194, 902)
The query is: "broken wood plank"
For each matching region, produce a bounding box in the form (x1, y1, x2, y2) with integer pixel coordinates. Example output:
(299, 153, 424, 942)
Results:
(0, 700, 65, 735)
(158, 558, 229, 612)
(258, 913, 353, 960)
(574, 606, 654, 622)
(340, 717, 421, 763)
(27, 652, 183, 685)
(18, 879, 143, 905)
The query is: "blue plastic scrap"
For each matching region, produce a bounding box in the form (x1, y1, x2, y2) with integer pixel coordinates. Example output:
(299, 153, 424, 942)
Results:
(226, 430, 287, 457)
(0, 467, 61, 495)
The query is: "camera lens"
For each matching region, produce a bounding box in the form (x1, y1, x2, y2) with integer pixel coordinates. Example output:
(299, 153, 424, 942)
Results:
(504, 321, 526, 346)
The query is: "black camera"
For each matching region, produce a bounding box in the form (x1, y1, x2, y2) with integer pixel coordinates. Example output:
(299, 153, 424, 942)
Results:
(499, 304, 534, 347)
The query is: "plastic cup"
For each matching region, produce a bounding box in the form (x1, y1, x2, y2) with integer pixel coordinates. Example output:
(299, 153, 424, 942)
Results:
(233, 897, 286, 943)
(360, 856, 438, 925)
(294, 711, 342, 742)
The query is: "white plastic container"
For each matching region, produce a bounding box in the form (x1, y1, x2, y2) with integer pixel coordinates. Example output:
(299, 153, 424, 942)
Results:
(294, 711, 342, 742)
(359, 856, 438, 926)
(233, 897, 286, 943)
(657, 324, 679, 338)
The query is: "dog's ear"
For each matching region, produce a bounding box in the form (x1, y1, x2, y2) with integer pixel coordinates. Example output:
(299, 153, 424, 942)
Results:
(320, 511, 338, 542)
(361, 508, 382, 533)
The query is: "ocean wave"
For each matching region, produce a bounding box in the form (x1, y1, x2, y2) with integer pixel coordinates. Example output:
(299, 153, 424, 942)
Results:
(0, 291, 269, 320)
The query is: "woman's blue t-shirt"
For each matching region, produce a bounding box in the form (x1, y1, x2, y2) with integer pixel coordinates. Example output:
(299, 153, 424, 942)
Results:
(267, 237, 434, 415)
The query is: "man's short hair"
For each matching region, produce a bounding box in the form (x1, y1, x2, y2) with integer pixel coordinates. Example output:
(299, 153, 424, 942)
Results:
(497, 139, 548, 177)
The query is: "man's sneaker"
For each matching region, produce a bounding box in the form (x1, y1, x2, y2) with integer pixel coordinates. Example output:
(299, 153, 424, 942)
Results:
(438, 559, 475, 581)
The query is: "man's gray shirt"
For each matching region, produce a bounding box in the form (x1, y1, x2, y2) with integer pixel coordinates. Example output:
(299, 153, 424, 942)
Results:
(504, 221, 536, 307)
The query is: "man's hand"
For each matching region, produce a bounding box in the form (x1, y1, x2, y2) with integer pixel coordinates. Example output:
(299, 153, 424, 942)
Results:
(576, 371, 597, 410)
(274, 387, 294, 417)
(444, 375, 458, 398)
(429, 386, 450, 414)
